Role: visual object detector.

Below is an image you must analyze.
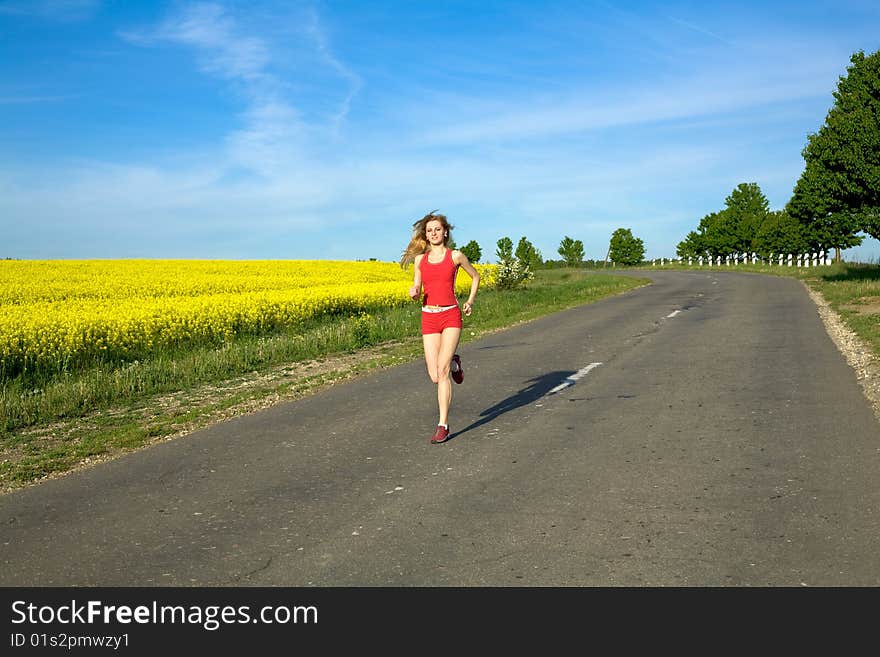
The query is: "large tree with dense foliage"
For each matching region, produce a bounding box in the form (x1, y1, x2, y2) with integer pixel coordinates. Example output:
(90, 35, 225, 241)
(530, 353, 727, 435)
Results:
(557, 236, 584, 267)
(701, 211, 738, 257)
(754, 210, 810, 257)
(676, 183, 774, 259)
(676, 230, 705, 260)
(787, 49, 880, 259)
(676, 210, 736, 259)
(608, 228, 645, 266)
(724, 182, 770, 255)
(787, 146, 865, 261)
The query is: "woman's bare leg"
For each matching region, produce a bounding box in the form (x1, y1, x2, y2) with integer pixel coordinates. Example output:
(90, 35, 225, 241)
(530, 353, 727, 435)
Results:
(435, 327, 461, 426)
(422, 332, 442, 383)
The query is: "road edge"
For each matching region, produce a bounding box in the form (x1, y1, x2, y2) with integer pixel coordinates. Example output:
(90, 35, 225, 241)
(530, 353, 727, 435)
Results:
(802, 280, 880, 422)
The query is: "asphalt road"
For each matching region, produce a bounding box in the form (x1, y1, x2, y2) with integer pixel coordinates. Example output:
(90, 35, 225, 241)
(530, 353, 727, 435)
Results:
(2, 270, 879, 586)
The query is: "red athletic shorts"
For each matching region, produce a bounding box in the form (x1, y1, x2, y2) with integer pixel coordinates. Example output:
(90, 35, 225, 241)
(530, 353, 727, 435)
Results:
(421, 305, 463, 334)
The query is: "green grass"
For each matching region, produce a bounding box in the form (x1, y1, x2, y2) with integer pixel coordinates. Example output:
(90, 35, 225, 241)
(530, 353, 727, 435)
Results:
(0, 269, 645, 490)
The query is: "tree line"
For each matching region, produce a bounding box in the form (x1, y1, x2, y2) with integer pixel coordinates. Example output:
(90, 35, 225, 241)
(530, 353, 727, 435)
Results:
(677, 49, 879, 262)
(456, 230, 646, 270)
(449, 229, 646, 289)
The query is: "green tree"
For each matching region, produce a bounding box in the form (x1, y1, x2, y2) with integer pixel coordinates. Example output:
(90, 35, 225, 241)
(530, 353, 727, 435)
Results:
(676, 230, 705, 260)
(557, 236, 584, 267)
(754, 210, 811, 258)
(724, 182, 770, 255)
(608, 228, 645, 266)
(698, 211, 737, 257)
(495, 236, 514, 263)
(788, 142, 865, 261)
(460, 239, 482, 263)
(788, 49, 880, 257)
(803, 210, 863, 258)
(515, 236, 542, 269)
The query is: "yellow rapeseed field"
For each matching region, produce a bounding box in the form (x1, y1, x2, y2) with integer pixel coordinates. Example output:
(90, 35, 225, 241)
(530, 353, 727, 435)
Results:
(0, 260, 495, 377)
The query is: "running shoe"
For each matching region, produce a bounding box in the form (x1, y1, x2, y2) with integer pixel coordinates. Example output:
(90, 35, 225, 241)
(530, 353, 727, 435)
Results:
(430, 425, 450, 444)
(451, 354, 463, 384)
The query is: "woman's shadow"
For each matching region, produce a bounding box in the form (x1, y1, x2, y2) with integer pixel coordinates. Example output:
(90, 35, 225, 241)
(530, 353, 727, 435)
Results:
(448, 370, 576, 442)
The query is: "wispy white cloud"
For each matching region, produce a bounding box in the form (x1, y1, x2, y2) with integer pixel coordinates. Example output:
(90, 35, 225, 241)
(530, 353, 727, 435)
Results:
(409, 48, 842, 147)
(304, 7, 363, 130)
(124, 4, 300, 179)
(152, 3, 272, 81)
(224, 100, 308, 177)
(120, 2, 362, 178)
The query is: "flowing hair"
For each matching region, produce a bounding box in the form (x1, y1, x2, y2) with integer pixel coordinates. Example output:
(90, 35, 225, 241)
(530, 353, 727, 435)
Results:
(399, 210, 454, 267)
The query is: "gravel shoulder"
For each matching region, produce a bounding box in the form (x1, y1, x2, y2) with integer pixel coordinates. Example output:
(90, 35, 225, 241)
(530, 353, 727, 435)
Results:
(803, 281, 880, 421)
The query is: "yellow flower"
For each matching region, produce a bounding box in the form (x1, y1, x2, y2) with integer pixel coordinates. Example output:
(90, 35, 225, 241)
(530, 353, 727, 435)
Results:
(0, 259, 496, 376)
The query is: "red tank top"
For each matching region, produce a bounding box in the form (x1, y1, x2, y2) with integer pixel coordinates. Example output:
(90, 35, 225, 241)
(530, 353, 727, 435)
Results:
(419, 248, 458, 306)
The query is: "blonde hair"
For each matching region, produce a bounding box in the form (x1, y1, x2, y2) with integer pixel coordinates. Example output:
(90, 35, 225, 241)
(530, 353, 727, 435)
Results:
(399, 210, 454, 267)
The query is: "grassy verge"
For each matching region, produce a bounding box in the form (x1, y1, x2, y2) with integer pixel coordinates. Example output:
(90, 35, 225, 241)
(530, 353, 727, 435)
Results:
(0, 269, 646, 491)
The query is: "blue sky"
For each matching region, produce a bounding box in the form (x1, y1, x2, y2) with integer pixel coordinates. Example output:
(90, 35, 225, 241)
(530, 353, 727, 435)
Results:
(2, 0, 879, 262)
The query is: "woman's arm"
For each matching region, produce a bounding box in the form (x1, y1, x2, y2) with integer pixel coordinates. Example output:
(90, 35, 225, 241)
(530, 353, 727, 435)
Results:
(409, 254, 423, 300)
(453, 251, 480, 315)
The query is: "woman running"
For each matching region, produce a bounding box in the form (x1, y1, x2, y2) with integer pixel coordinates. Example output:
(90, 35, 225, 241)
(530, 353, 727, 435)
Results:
(400, 211, 480, 444)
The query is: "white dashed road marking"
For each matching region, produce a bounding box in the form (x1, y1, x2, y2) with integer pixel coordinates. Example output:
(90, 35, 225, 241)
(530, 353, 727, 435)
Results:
(666, 310, 681, 318)
(548, 362, 603, 395)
